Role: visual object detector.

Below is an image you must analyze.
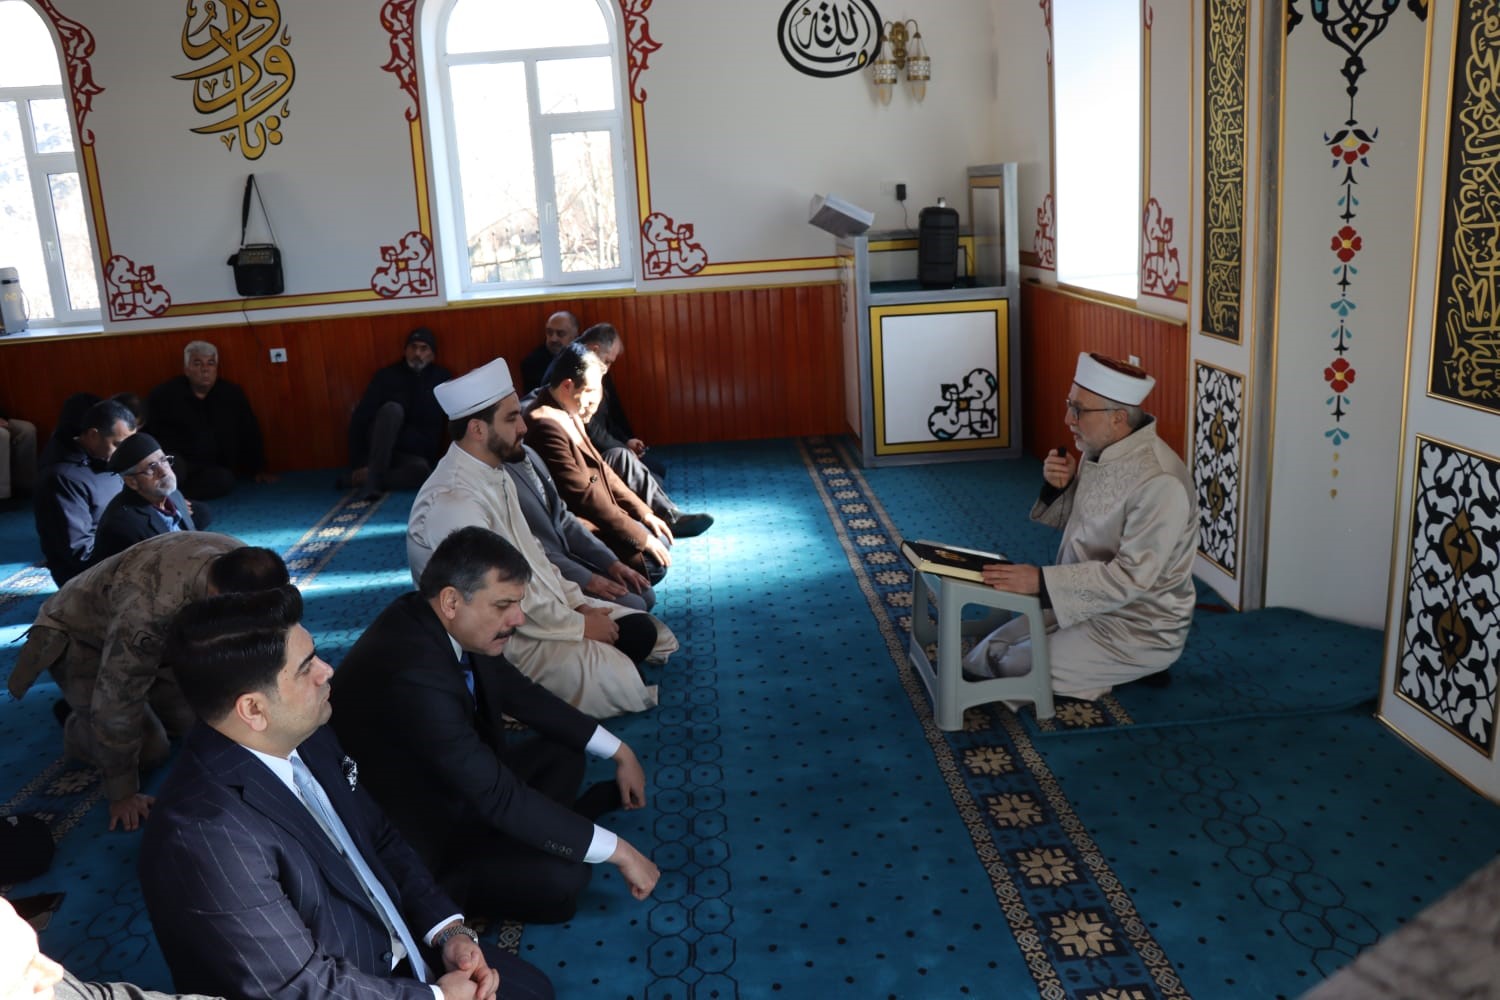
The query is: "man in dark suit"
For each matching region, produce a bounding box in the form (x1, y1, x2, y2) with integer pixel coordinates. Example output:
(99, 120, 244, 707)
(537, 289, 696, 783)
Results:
(140, 585, 553, 1000)
(504, 443, 656, 612)
(332, 526, 660, 924)
(92, 433, 195, 564)
(146, 340, 273, 499)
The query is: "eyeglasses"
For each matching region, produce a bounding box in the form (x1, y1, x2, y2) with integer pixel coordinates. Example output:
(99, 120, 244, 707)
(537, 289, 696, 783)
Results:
(1064, 398, 1121, 419)
(129, 455, 175, 479)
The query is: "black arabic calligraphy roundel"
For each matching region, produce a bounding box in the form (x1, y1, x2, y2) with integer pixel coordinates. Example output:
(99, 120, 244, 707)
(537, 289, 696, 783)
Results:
(778, 0, 883, 78)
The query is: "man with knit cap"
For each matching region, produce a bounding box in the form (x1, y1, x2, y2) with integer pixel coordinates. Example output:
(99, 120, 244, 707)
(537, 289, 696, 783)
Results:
(963, 352, 1199, 700)
(92, 432, 197, 564)
(407, 357, 674, 718)
(343, 327, 453, 498)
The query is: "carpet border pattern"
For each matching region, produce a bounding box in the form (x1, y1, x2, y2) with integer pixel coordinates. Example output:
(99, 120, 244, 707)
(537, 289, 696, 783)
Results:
(799, 438, 1189, 999)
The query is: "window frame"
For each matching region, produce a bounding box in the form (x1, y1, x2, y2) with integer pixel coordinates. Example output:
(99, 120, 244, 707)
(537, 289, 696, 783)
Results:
(433, 0, 634, 295)
(1, 82, 102, 326)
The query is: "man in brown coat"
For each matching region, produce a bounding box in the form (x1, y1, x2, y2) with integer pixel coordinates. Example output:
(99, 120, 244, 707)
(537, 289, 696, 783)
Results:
(7, 533, 288, 832)
(522, 344, 673, 581)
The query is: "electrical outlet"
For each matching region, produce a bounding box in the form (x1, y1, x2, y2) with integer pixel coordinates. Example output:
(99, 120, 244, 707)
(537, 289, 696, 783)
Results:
(269, 348, 288, 363)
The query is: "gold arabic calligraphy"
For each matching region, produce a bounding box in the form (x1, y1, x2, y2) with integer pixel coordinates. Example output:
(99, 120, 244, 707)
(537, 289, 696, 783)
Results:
(173, 0, 294, 160)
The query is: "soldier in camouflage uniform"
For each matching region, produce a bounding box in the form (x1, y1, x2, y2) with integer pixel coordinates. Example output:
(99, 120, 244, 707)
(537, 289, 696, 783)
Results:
(7, 532, 287, 832)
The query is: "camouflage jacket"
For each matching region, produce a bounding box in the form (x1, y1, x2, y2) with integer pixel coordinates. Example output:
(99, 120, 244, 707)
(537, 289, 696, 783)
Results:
(10, 532, 242, 799)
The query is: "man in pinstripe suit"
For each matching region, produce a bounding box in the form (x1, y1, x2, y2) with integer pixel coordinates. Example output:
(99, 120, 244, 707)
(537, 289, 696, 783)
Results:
(138, 586, 553, 1000)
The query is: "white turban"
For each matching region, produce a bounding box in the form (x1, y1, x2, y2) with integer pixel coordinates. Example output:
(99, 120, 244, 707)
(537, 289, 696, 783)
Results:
(1073, 352, 1155, 405)
(434, 357, 515, 419)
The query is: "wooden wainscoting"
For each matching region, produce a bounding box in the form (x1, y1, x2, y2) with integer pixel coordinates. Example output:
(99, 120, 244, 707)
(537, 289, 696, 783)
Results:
(1019, 282, 1190, 461)
(0, 284, 846, 472)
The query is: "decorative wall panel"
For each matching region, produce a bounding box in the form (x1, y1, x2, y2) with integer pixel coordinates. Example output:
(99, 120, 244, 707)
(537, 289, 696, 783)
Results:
(1430, 0, 1500, 414)
(1193, 362, 1242, 575)
(1395, 437, 1500, 757)
(1200, 0, 1248, 342)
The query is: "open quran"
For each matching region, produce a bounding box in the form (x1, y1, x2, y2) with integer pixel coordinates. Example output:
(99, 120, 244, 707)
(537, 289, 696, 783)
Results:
(899, 539, 1009, 582)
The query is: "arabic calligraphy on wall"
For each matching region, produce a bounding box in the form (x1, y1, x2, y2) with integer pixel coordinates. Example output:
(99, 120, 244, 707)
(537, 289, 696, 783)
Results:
(1431, 0, 1500, 415)
(778, 0, 883, 78)
(174, 0, 295, 161)
(1200, 0, 1247, 343)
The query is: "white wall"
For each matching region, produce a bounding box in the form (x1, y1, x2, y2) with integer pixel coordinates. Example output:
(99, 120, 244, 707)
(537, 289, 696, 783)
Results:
(1263, 8, 1427, 627)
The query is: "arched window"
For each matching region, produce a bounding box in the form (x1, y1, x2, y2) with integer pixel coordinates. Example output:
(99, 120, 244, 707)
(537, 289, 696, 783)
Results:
(1052, 0, 1141, 298)
(434, 0, 631, 292)
(0, 0, 100, 325)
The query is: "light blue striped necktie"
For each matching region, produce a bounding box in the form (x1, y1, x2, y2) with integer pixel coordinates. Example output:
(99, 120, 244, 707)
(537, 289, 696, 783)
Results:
(290, 755, 430, 982)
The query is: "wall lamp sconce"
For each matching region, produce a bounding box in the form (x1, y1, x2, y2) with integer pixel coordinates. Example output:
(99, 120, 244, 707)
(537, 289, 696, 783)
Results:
(871, 18, 930, 105)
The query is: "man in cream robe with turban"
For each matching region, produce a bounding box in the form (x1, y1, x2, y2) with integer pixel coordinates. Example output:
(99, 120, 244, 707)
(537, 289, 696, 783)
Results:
(408, 358, 674, 718)
(964, 352, 1199, 700)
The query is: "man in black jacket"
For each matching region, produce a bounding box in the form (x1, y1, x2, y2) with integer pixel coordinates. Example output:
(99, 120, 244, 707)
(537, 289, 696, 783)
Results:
(344, 328, 453, 497)
(330, 526, 660, 924)
(34, 398, 135, 585)
(146, 340, 272, 499)
(92, 433, 196, 564)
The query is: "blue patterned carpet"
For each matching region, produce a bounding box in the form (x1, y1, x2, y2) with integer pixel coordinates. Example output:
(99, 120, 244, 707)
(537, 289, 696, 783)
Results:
(2, 442, 1498, 999)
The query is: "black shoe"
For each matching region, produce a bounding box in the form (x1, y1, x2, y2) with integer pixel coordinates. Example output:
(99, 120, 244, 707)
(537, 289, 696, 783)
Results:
(669, 512, 714, 538)
(1139, 670, 1172, 688)
(52, 699, 72, 727)
(574, 780, 623, 821)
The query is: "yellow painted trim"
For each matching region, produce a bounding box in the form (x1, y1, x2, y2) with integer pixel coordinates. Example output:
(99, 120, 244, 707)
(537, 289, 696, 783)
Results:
(410, 118, 432, 235)
(81, 144, 110, 262)
(161, 290, 388, 316)
(869, 235, 976, 278)
(0, 278, 848, 344)
(632, 99, 651, 222)
(1380, 3, 1438, 713)
(696, 257, 835, 276)
(869, 298, 1010, 454)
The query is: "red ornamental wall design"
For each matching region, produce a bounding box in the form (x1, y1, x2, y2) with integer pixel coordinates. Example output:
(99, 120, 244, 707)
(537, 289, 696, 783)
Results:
(103, 255, 171, 319)
(32, 0, 104, 144)
(1034, 193, 1056, 270)
(380, 0, 422, 119)
(642, 213, 708, 278)
(1141, 196, 1182, 298)
(620, 0, 662, 103)
(371, 231, 437, 298)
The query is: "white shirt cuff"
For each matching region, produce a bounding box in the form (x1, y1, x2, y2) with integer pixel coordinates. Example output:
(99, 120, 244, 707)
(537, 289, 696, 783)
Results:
(423, 914, 465, 947)
(584, 825, 618, 864)
(586, 726, 621, 759)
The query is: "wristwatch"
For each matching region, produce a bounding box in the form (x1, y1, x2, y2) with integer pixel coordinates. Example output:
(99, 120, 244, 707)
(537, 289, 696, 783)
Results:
(433, 923, 479, 949)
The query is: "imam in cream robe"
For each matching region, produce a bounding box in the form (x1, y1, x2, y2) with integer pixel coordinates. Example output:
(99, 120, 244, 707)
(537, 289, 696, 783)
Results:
(964, 418, 1199, 698)
(408, 443, 674, 718)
